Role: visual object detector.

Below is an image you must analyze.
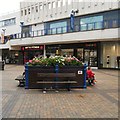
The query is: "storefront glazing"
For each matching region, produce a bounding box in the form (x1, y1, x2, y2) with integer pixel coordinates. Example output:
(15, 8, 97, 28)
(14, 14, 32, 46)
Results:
(100, 41, 120, 68)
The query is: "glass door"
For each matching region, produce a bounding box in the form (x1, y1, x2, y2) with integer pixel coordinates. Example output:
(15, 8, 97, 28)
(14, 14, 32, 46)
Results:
(84, 49, 97, 67)
(77, 48, 83, 61)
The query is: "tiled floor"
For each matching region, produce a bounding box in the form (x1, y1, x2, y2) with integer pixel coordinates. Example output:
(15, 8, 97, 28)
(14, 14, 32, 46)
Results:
(1, 65, 119, 119)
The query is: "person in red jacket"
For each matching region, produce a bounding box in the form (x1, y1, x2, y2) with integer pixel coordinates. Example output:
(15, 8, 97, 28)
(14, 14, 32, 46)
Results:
(86, 66, 96, 85)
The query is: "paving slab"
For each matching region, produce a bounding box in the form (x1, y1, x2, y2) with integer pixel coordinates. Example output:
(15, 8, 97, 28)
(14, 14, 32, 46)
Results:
(1, 65, 119, 119)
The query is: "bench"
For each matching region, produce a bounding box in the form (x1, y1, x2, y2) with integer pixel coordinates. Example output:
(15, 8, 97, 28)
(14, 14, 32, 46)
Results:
(36, 73, 77, 91)
(15, 75, 25, 87)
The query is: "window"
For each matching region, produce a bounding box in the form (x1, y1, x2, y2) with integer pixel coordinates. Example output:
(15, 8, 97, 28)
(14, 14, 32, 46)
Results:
(36, 6, 38, 12)
(112, 19, 117, 27)
(61, 49, 73, 56)
(21, 10, 23, 16)
(52, 2, 56, 8)
(39, 5, 42, 10)
(32, 6, 34, 12)
(104, 21, 109, 28)
(0, 21, 3, 27)
(50, 21, 67, 34)
(58, 0, 61, 7)
(80, 15, 103, 31)
(0, 18, 16, 27)
(68, 0, 72, 5)
(63, 0, 66, 6)
(28, 8, 30, 14)
(44, 4, 46, 10)
(25, 9, 27, 15)
(48, 3, 51, 9)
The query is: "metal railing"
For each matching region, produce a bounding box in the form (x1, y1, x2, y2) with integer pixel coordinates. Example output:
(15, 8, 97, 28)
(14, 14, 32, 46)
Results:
(2, 19, 120, 44)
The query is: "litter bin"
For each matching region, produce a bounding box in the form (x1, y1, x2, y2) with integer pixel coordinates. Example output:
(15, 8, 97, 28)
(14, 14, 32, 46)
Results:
(0, 61, 5, 70)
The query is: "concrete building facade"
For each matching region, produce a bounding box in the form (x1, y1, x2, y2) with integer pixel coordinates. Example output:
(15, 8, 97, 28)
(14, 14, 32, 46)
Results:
(0, 0, 120, 69)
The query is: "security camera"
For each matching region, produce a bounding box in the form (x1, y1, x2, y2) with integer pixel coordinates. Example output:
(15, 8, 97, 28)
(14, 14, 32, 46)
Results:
(75, 9, 79, 13)
(20, 21, 24, 26)
(2, 29, 6, 31)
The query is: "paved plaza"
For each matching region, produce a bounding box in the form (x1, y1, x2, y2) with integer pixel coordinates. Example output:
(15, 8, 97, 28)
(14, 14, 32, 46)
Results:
(1, 65, 119, 119)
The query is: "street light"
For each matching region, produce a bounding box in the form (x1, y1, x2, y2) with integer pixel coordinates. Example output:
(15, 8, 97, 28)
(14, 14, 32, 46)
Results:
(20, 21, 24, 38)
(2, 29, 6, 34)
(1, 29, 6, 43)
(70, 9, 79, 31)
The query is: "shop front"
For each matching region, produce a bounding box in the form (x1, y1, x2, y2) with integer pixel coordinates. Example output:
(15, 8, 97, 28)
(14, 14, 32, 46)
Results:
(100, 41, 120, 69)
(2, 49, 23, 64)
(46, 42, 99, 67)
(21, 45, 44, 64)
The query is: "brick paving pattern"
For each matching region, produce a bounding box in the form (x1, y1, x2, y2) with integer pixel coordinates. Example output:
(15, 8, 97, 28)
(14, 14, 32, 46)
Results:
(1, 65, 119, 119)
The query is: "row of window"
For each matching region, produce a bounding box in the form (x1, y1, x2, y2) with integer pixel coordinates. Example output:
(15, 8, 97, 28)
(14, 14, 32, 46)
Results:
(10, 18, 119, 40)
(48, 19, 119, 34)
(0, 18, 16, 27)
(21, 0, 73, 16)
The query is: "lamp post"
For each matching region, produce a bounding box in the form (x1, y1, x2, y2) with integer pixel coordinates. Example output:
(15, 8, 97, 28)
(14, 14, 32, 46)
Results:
(70, 9, 79, 31)
(20, 21, 24, 38)
(2, 29, 6, 34)
(2, 29, 6, 43)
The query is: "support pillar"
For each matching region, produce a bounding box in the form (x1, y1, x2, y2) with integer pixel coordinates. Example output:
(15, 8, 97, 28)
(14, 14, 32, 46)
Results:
(43, 44, 46, 58)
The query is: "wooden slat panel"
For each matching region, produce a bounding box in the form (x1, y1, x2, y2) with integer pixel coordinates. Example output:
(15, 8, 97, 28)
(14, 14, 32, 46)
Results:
(37, 73, 76, 77)
(36, 81, 77, 84)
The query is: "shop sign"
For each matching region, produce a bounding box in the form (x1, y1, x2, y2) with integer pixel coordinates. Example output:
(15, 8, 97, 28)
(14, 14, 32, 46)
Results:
(85, 43, 97, 47)
(21, 46, 44, 51)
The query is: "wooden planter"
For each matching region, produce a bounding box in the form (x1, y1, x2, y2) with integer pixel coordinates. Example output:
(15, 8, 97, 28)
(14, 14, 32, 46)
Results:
(25, 65, 87, 89)
(0, 61, 4, 70)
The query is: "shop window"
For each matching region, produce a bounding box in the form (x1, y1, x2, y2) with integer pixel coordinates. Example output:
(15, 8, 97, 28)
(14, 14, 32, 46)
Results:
(102, 42, 118, 68)
(61, 49, 73, 56)
(84, 49, 97, 67)
(77, 49, 83, 61)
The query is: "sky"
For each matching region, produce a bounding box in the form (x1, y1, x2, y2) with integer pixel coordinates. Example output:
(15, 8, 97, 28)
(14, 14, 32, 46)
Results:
(0, 0, 23, 16)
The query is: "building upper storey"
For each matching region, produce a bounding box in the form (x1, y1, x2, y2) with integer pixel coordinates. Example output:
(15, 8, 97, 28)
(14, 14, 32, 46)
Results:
(20, 0, 119, 26)
(0, 11, 21, 36)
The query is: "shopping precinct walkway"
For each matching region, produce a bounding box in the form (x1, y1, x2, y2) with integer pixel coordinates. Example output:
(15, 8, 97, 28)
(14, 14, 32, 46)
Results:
(1, 65, 119, 119)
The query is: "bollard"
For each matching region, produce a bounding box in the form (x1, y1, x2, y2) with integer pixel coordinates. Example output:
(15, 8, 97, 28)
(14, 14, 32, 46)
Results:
(83, 64, 87, 88)
(25, 65, 29, 89)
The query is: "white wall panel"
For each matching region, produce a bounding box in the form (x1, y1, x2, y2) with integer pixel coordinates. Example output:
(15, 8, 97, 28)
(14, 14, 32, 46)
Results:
(20, 0, 119, 25)
(10, 28, 119, 46)
(0, 12, 21, 35)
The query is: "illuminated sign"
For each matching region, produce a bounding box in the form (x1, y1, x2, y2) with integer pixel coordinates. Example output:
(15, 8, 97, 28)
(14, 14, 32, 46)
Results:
(21, 46, 44, 51)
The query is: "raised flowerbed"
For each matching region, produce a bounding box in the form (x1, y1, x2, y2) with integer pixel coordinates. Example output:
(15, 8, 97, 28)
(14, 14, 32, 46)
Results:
(25, 56, 87, 90)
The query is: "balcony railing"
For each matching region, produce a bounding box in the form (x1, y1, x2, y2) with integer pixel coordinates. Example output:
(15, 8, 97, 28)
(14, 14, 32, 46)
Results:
(1, 19, 120, 44)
